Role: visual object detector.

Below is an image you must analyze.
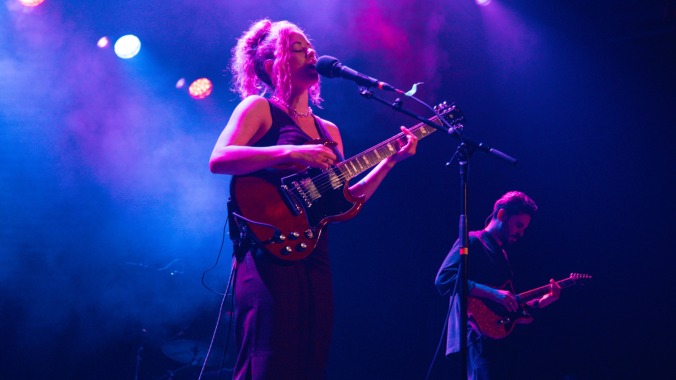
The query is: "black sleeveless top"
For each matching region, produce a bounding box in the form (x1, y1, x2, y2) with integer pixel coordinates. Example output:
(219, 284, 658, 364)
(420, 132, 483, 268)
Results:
(253, 101, 343, 161)
(229, 100, 340, 256)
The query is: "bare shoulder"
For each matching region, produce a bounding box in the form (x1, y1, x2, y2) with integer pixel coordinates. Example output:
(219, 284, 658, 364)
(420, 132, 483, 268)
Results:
(222, 95, 272, 146)
(316, 116, 344, 154)
(229, 95, 272, 129)
(234, 95, 270, 115)
(316, 116, 340, 137)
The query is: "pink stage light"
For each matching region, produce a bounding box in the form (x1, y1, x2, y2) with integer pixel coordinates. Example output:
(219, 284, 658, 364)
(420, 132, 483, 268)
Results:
(97, 37, 110, 48)
(476, 0, 492, 6)
(188, 78, 213, 99)
(19, 0, 45, 7)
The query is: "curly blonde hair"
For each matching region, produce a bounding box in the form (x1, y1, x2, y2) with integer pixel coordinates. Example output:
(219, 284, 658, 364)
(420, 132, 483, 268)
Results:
(230, 19, 322, 106)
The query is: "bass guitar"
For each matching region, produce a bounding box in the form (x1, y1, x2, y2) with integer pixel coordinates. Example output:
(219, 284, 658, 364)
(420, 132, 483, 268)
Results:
(468, 272, 591, 339)
(230, 102, 464, 261)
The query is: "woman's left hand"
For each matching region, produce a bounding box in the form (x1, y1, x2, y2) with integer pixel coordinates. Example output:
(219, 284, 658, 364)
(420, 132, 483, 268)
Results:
(391, 126, 418, 162)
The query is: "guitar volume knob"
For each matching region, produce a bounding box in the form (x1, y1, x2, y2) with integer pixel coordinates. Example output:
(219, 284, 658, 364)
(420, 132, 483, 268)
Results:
(281, 246, 293, 255)
(297, 243, 308, 251)
(289, 232, 300, 240)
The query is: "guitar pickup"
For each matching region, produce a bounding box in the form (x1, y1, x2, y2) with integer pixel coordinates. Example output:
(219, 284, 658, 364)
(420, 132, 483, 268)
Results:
(298, 178, 320, 203)
(280, 184, 304, 215)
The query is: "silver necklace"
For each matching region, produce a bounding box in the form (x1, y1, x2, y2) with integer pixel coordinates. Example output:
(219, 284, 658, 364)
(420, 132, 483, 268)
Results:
(271, 96, 313, 118)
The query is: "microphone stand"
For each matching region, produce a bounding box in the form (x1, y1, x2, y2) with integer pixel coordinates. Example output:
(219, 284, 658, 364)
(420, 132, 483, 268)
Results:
(358, 89, 517, 164)
(453, 142, 470, 379)
(358, 88, 517, 379)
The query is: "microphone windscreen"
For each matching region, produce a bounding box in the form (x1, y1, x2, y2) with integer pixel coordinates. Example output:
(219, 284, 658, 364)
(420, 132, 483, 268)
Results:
(316, 56, 340, 78)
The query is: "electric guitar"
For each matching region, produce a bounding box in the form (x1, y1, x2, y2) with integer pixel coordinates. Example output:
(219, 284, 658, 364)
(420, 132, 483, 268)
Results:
(468, 273, 591, 339)
(230, 102, 464, 261)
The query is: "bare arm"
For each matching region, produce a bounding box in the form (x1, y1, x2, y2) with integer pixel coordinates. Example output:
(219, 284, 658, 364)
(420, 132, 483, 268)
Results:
(209, 96, 338, 175)
(348, 126, 418, 201)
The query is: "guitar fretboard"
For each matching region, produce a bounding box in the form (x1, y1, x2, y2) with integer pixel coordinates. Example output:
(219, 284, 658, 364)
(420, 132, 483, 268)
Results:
(336, 115, 444, 181)
(516, 277, 578, 304)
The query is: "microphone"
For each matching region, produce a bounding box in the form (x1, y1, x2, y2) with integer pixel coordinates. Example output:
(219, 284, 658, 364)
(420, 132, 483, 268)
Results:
(316, 55, 398, 91)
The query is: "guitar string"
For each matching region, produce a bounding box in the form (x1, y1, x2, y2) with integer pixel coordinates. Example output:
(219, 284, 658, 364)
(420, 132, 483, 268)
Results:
(299, 113, 451, 196)
(304, 132, 414, 196)
(295, 140, 400, 196)
(306, 135, 409, 194)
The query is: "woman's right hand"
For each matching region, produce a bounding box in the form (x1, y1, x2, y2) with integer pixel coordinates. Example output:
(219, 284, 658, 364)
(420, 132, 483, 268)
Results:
(288, 144, 337, 170)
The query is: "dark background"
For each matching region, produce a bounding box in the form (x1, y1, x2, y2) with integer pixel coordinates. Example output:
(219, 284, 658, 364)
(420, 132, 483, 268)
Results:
(1, 0, 674, 379)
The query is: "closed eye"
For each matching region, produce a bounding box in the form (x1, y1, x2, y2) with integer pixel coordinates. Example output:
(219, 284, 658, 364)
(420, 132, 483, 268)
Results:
(290, 41, 312, 54)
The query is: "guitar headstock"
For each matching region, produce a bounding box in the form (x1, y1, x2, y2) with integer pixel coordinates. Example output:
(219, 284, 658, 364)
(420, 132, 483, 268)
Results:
(569, 273, 592, 284)
(434, 101, 464, 130)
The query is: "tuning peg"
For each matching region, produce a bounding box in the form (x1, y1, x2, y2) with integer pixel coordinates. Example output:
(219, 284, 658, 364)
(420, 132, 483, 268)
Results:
(434, 101, 449, 111)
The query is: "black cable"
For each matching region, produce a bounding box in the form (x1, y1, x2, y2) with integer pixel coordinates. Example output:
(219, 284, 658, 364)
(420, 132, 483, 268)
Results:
(232, 211, 279, 233)
(198, 214, 240, 379)
(201, 218, 230, 295)
(197, 257, 237, 380)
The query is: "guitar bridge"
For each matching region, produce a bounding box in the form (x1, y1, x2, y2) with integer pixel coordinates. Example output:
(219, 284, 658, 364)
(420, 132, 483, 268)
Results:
(281, 175, 322, 213)
(281, 184, 304, 215)
(296, 177, 321, 205)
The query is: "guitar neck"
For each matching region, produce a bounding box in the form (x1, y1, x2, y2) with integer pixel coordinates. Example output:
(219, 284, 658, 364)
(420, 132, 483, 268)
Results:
(515, 277, 578, 304)
(336, 118, 440, 181)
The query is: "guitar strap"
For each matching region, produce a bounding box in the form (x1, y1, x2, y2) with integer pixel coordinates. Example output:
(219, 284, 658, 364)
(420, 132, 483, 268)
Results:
(313, 116, 345, 162)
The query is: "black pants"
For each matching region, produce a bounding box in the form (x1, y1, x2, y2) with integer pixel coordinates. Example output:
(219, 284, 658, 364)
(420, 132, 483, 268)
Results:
(232, 240, 334, 380)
